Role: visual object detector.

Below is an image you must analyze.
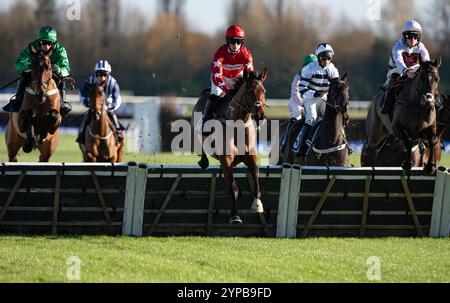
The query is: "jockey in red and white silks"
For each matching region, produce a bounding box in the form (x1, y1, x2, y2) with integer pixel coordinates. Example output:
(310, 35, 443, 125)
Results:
(387, 19, 430, 79)
(210, 25, 254, 97)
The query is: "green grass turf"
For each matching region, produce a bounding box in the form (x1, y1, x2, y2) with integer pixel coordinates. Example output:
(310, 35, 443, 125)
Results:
(0, 236, 448, 282)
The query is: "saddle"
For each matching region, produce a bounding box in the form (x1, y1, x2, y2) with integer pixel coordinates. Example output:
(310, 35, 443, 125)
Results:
(291, 120, 322, 155)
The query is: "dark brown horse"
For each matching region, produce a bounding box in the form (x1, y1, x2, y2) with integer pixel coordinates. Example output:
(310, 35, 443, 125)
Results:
(361, 93, 449, 167)
(79, 82, 125, 162)
(5, 47, 61, 162)
(294, 74, 350, 166)
(192, 68, 268, 224)
(365, 57, 441, 174)
(421, 93, 450, 165)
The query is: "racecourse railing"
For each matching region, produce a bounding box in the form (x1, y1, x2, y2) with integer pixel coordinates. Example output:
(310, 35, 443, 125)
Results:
(0, 162, 449, 237)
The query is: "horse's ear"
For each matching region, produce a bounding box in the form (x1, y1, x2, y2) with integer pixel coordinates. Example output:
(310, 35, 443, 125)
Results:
(260, 67, 268, 81)
(340, 72, 348, 83)
(434, 55, 442, 68)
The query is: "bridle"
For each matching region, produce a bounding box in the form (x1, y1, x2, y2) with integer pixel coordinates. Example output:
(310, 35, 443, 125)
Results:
(324, 80, 349, 114)
(230, 79, 267, 115)
(26, 53, 57, 103)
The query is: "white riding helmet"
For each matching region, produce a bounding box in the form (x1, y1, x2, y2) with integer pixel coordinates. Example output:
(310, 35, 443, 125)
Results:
(94, 60, 112, 73)
(316, 43, 335, 57)
(402, 20, 422, 34)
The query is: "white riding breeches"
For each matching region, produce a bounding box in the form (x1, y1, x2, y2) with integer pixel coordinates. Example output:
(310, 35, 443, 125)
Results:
(210, 80, 226, 97)
(288, 97, 304, 120)
(304, 96, 326, 126)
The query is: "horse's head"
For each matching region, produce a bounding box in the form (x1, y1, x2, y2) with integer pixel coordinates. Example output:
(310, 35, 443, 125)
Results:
(417, 56, 441, 108)
(242, 67, 268, 124)
(328, 73, 350, 125)
(87, 82, 106, 121)
(30, 46, 53, 103)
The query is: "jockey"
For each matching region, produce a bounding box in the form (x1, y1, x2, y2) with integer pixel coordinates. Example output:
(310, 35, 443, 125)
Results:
(293, 43, 339, 156)
(381, 19, 430, 114)
(4, 26, 72, 116)
(280, 54, 318, 154)
(289, 54, 318, 120)
(77, 60, 124, 144)
(202, 24, 254, 132)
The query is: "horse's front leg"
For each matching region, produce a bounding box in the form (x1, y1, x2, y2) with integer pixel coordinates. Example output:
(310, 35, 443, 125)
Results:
(424, 126, 437, 175)
(221, 158, 242, 224)
(244, 156, 264, 213)
(393, 122, 412, 171)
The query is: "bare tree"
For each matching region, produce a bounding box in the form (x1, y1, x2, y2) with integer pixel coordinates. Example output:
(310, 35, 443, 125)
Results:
(158, 0, 186, 17)
(380, 0, 416, 39)
(35, 0, 57, 27)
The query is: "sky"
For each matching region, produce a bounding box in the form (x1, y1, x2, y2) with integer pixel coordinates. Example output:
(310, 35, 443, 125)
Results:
(0, 0, 432, 36)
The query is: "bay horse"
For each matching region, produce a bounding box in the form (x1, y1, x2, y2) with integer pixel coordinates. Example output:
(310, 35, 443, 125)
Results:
(365, 57, 441, 174)
(361, 93, 449, 167)
(192, 68, 268, 224)
(421, 93, 450, 165)
(79, 82, 125, 162)
(5, 46, 61, 162)
(294, 74, 350, 166)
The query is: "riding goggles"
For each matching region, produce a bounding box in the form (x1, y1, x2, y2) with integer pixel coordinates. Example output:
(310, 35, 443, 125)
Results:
(227, 38, 244, 45)
(404, 32, 419, 40)
(40, 40, 54, 46)
(96, 71, 109, 77)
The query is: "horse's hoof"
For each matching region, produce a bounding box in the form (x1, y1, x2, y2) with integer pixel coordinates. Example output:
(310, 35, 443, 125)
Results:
(22, 138, 34, 153)
(229, 215, 243, 224)
(424, 165, 436, 176)
(197, 159, 209, 170)
(251, 199, 264, 213)
(402, 162, 412, 171)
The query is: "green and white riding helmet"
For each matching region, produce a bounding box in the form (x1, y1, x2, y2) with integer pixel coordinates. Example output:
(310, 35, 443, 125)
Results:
(303, 54, 318, 66)
(38, 26, 57, 43)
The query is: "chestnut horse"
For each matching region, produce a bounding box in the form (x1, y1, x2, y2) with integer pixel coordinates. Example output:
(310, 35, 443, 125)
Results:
(365, 57, 441, 174)
(79, 82, 125, 162)
(5, 47, 61, 162)
(192, 68, 268, 224)
(293, 74, 350, 166)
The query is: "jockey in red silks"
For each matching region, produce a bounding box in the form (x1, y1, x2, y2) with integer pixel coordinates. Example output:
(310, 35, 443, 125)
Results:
(202, 24, 254, 130)
(381, 19, 431, 114)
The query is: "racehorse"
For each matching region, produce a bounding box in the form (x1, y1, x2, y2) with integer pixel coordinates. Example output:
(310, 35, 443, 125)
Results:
(293, 74, 350, 166)
(5, 46, 61, 162)
(192, 68, 268, 224)
(421, 93, 450, 166)
(365, 57, 441, 174)
(79, 82, 125, 162)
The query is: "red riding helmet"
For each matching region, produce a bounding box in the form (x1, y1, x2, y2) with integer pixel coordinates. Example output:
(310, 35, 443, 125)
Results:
(225, 24, 246, 39)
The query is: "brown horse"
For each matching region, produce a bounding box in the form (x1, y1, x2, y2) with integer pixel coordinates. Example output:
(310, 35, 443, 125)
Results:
(365, 57, 441, 174)
(361, 93, 449, 167)
(360, 135, 422, 167)
(192, 68, 268, 224)
(421, 93, 450, 165)
(294, 74, 350, 166)
(79, 82, 125, 162)
(5, 47, 61, 162)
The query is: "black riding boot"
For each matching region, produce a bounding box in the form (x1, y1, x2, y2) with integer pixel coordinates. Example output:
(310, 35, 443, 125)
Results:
(58, 82, 72, 117)
(202, 95, 220, 135)
(76, 113, 91, 144)
(108, 111, 124, 143)
(381, 75, 399, 115)
(3, 73, 31, 112)
(281, 118, 297, 154)
(293, 124, 312, 157)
